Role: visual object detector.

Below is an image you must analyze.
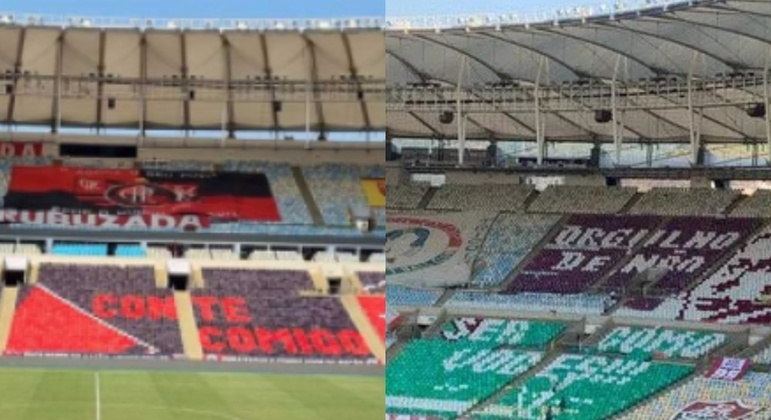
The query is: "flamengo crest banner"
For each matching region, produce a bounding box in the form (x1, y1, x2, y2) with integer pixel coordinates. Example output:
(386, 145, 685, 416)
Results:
(704, 357, 752, 381)
(2, 166, 281, 229)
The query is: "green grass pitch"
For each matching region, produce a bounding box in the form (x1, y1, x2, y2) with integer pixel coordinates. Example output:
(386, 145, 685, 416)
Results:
(0, 367, 384, 420)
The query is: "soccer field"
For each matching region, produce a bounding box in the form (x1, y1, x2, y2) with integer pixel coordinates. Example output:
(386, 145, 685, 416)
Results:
(0, 367, 384, 420)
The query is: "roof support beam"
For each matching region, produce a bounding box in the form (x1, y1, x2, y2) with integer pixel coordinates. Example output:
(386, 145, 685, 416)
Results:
(687, 51, 702, 165)
(51, 30, 64, 134)
(765, 49, 771, 165)
(138, 32, 148, 138)
(95, 30, 107, 133)
(179, 30, 191, 135)
(386, 50, 430, 82)
(412, 34, 512, 80)
(341, 33, 371, 134)
(595, 21, 744, 71)
(534, 56, 546, 165)
(407, 111, 443, 138)
(259, 34, 280, 137)
(302, 36, 326, 140)
(6, 27, 26, 124)
(476, 31, 585, 79)
(221, 34, 235, 139)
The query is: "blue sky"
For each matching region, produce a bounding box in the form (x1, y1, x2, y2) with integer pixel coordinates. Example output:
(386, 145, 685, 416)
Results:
(387, 0, 585, 16)
(0, 0, 384, 18)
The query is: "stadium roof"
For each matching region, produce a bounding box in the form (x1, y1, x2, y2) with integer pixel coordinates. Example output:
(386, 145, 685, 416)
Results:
(386, 0, 771, 143)
(0, 17, 385, 134)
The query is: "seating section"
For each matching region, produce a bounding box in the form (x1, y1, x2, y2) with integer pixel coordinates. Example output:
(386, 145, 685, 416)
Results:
(528, 185, 636, 214)
(387, 317, 549, 419)
(358, 271, 385, 293)
(628, 188, 739, 216)
(302, 164, 382, 226)
(51, 243, 108, 257)
(147, 246, 172, 260)
(753, 344, 771, 364)
(504, 215, 659, 294)
(248, 250, 277, 261)
(426, 184, 533, 212)
(115, 244, 146, 258)
(618, 372, 771, 420)
(615, 225, 771, 324)
(386, 285, 441, 307)
(597, 326, 726, 359)
(6, 264, 183, 357)
(220, 160, 313, 225)
(358, 295, 385, 343)
(440, 317, 566, 349)
(446, 292, 615, 315)
(191, 269, 373, 361)
(471, 214, 558, 287)
(472, 354, 693, 420)
(603, 217, 758, 295)
(184, 248, 239, 261)
(387, 184, 428, 209)
(388, 212, 492, 287)
(731, 190, 771, 217)
(0, 243, 42, 255)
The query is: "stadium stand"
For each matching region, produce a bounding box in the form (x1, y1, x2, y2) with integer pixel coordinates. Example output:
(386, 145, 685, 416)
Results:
(628, 188, 740, 216)
(527, 185, 636, 214)
(504, 214, 659, 294)
(303, 164, 383, 226)
(731, 190, 771, 217)
(618, 373, 771, 420)
(386, 285, 442, 308)
(6, 264, 183, 357)
(51, 243, 109, 257)
(602, 217, 759, 295)
(386, 317, 565, 418)
(471, 213, 559, 287)
(446, 291, 614, 315)
(426, 184, 533, 212)
(754, 345, 771, 365)
(472, 355, 693, 420)
(386, 184, 428, 209)
(191, 268, 374, 361)
(597, 326, 726, 359)
(615, 225, 771, 324)
(386, 2, 771, 419)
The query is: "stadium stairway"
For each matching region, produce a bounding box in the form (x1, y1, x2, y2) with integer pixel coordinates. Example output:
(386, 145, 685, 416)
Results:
(495, 215, 569, 292)
(589, 217, 671, 294)
(458, 350, 563, 420)
(607, 369, 699, 420)
(619, 192, 644, 214)
(416, 187, 437, 210)
(340, 295, 385, 363)
(291, 166, 325, 226)
(174, 290, 204, 360)
(0, 286, 18, 352)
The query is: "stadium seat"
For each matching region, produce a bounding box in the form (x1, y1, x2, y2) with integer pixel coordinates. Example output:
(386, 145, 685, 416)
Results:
(386, 285, 442, 307)
(618, 372, 771, 420)
(6, 264, 183, 357)
(191, 268, 373, 361)
(528, 185, 636, 214)
(597, 326, 726, 359)
(472, 354, 693, 420)
(52, 243, 108, 257)
(628, 188, 739, 216)
(115, 244, 147, 258)
(426, 184, 533, 212)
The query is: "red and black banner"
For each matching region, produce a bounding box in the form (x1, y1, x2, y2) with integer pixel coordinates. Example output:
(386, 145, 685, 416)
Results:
(4, 166, 281, 224)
